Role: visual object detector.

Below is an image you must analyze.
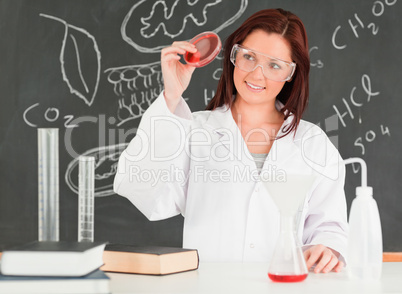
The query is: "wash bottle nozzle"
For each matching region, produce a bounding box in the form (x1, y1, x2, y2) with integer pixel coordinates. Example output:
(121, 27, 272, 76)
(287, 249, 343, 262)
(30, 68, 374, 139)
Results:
(343, 157, 371, 199)
(343, 157, 368, 187)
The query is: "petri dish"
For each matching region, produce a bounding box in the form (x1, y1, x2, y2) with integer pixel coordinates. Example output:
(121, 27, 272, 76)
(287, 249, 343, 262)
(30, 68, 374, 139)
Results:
(184, 32, 222, 67)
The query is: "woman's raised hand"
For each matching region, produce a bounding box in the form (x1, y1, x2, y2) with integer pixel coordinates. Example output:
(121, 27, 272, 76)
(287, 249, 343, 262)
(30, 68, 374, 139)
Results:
(161, 41, 197, 113)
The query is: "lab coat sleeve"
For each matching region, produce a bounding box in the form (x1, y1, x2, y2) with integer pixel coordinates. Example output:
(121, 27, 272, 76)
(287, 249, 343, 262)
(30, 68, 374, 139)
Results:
(302, 151, 349, 265)
(113, 91, 192, 221)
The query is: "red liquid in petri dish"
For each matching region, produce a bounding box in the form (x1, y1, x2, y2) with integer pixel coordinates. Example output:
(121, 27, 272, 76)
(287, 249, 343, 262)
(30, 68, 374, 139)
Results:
(184, 32, 221, 67)
(268, 273, 308, 283)
(186, 51, 201, 63)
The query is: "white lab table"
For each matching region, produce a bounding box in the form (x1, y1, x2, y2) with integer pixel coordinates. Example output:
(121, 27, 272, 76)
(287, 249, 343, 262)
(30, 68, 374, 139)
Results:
(107, 262, 402, 294)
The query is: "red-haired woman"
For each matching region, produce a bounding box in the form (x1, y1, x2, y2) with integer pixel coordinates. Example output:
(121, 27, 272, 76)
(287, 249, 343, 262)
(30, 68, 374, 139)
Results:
(114, 8, 348, 274)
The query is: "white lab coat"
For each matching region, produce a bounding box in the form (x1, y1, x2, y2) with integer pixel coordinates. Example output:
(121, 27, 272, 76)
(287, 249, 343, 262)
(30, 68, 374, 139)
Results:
(114, 92, 348, 263)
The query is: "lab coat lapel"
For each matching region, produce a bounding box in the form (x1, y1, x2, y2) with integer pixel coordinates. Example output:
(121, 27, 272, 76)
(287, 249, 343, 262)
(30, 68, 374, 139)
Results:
(264, 115, 300, 171)
(204, 104, 302, 174)
(204, 105, 256, 170)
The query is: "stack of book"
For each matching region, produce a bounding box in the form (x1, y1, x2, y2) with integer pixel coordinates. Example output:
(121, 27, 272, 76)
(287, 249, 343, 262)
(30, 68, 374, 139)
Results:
(0, 240, 200, 293)
(0, 241, 110, 294)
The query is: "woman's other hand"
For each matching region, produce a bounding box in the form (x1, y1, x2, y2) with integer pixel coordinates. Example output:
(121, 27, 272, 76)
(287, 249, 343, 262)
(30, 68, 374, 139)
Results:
(304, 244, 344, 273)
(161, 41, 197, 113)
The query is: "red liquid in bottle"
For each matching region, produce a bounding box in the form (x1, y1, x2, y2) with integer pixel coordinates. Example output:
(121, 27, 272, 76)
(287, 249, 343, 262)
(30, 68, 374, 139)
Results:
(268, 273, 308, 283)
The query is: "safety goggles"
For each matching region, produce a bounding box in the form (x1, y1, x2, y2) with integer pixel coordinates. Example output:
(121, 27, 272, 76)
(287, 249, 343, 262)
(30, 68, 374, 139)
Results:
(230, 44, 296, 82)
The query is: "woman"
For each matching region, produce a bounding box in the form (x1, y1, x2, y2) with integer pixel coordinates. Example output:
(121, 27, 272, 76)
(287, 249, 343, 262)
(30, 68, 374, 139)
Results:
(114, 8, 348, 273)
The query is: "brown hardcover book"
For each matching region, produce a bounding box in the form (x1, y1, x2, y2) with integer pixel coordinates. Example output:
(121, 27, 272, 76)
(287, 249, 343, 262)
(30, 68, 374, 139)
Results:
(100, 244, 199, 275)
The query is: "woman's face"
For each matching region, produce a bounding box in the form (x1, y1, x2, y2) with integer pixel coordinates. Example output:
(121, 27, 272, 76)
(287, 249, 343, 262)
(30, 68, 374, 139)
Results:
(233, 30, 293, 106)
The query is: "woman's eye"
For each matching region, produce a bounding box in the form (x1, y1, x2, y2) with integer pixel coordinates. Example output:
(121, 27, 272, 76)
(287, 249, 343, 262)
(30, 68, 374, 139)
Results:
(243, 53, 255, 61)
(269, 62, 281, 70)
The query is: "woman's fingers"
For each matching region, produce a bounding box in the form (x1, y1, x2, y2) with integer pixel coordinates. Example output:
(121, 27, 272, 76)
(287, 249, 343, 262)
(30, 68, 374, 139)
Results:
(318, 254, 338, 273)
(160, 41, 197, 109)
(333, 261, 345, 273)
(304, 244, 324, 270)
(304, 244, 344, 273)
(171, 41, 197, 52)
(162, 52, 181, 63)
(161, 42, 196, 58)
(313, 249, 332, 273)
(161, 46, 185, 58)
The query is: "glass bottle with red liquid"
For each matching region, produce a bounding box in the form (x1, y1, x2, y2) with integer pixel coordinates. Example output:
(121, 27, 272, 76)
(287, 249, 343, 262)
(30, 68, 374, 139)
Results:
(261, 175, 316, 283)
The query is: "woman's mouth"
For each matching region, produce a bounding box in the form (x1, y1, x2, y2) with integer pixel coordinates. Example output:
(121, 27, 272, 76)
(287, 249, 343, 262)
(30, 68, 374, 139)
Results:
(245, 81, 265, 92)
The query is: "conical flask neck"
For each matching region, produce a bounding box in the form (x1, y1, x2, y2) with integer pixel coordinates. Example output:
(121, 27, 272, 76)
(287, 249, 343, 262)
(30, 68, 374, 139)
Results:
(279, 214, 296, 233)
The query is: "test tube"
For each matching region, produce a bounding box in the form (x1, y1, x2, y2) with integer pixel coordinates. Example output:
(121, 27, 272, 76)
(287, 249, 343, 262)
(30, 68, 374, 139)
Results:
(78, 156, 95, 242)
(38, 128, 59, 241)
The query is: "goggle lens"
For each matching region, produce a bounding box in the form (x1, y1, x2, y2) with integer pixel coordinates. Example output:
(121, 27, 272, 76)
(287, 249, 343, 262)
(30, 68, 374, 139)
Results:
(230, 44, 296, 82)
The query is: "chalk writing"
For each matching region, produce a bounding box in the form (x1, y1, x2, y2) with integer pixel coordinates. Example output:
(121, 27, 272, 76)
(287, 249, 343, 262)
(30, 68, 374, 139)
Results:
(204, 89, 216, 106)
(331, 73, 391, 171)
(212, 68, 222, 80)
(354, 124, 391, 155)
(23, 103, 78, 128)
(332, 0, 397, 50)
(332, 74, 380, 128)
(309, 46, 324, 68)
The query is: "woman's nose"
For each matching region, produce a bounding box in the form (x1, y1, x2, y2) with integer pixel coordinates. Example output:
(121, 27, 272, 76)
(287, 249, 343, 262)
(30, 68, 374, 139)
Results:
(249, 64, 265, 79)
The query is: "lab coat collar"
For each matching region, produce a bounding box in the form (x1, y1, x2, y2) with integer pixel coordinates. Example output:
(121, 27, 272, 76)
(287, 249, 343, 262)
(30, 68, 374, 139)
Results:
(204, 101, 300, 173)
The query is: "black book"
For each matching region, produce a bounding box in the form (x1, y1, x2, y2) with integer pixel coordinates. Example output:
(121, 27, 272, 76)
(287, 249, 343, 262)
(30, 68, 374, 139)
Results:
(0, 241, 106, 277)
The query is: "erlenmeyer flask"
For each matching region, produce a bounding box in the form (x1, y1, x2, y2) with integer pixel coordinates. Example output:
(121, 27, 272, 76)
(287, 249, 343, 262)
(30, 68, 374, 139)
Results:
(261, 174, 316, 283)
(268, 212, 308, 282)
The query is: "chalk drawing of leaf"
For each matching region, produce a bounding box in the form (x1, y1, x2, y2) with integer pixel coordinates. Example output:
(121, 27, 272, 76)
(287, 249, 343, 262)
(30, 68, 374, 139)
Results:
(40, 14, 101, 106)
(65, 143, 129, 197)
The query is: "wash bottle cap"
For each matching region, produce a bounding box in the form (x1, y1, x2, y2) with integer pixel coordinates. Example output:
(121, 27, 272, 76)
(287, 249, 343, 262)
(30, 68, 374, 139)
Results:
(356, 186, 373, 197)
(184, 32, 222, 67)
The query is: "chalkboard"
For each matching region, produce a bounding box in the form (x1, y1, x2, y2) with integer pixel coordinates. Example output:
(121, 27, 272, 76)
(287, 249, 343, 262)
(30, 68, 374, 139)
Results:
(1, 0, 401, 251)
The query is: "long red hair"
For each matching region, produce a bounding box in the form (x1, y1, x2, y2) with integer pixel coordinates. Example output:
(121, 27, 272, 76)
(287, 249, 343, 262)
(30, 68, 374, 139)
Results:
(206, 8, 310, 137)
